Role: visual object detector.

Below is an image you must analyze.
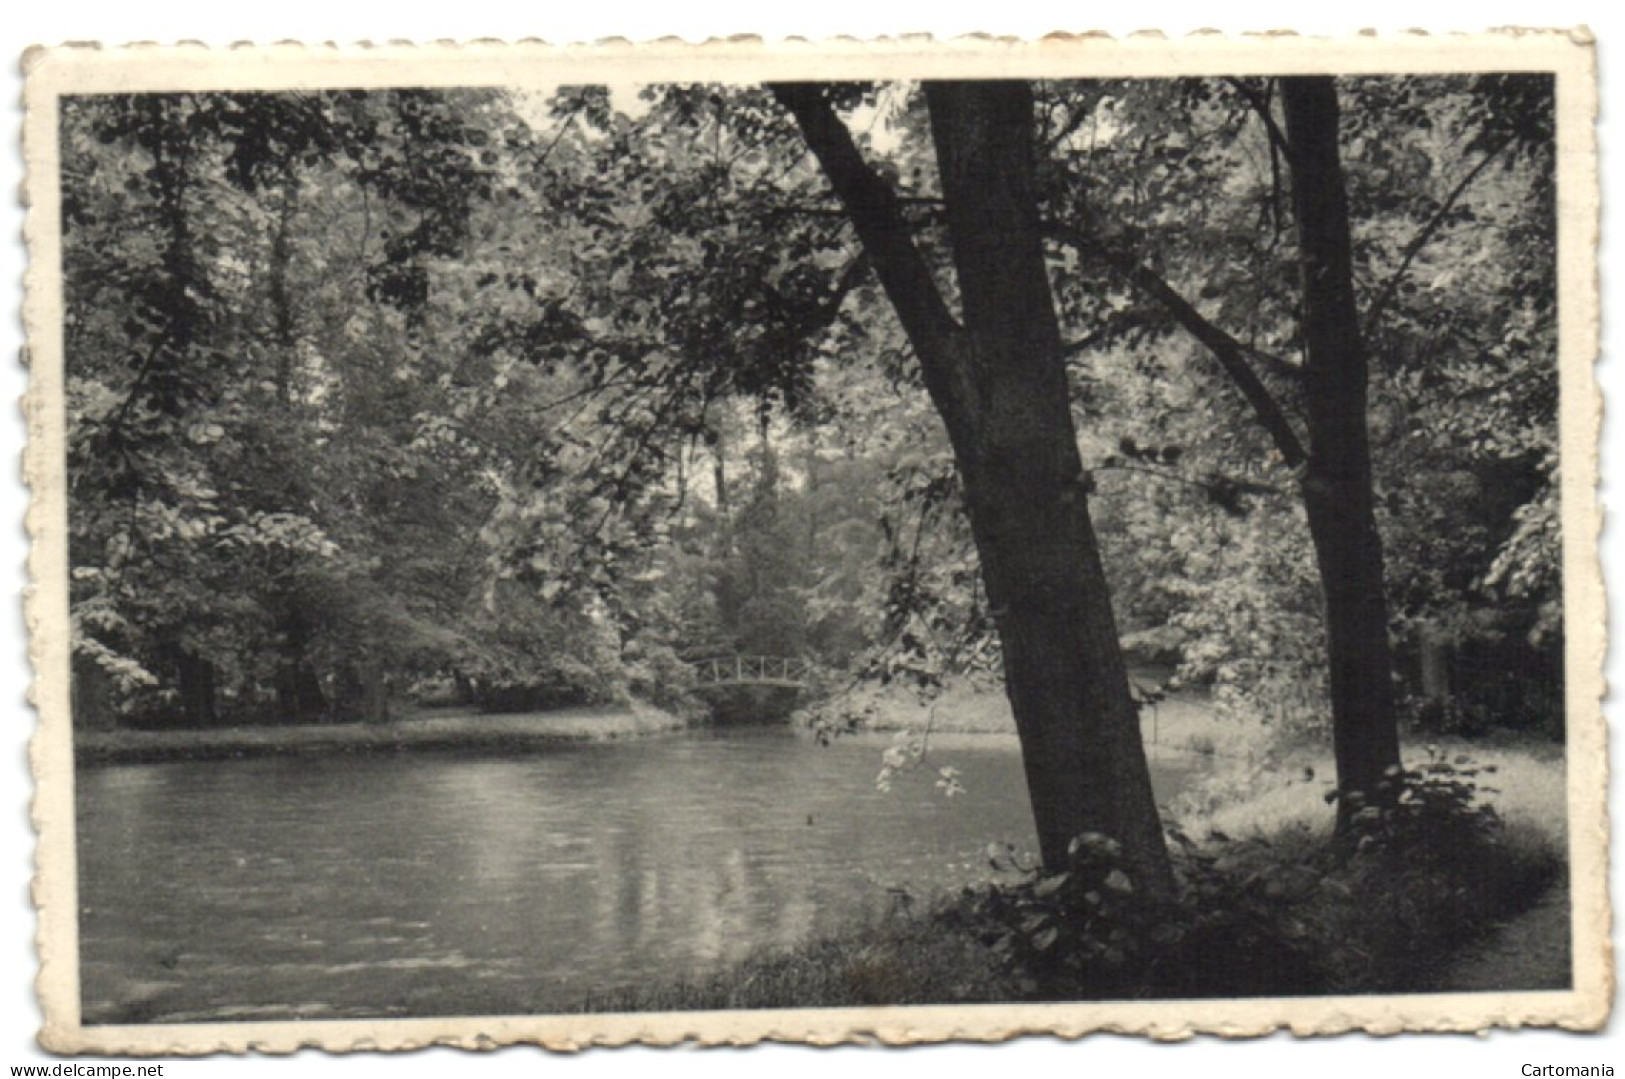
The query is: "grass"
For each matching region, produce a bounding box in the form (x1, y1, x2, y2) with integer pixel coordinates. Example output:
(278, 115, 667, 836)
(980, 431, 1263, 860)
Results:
(801, 676, 1274, 763)
(1174, 732, 1566, 848)
(577, 911, 1012, 1013)
(74, 700, 688, 764)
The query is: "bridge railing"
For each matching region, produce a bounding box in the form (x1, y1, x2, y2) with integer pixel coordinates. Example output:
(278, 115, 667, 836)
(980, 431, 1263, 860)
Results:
(689, 655, 810, 687)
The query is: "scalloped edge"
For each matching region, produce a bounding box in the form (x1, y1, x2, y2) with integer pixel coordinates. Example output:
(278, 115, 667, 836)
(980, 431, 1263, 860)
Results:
(20, 30, 1607, 1054)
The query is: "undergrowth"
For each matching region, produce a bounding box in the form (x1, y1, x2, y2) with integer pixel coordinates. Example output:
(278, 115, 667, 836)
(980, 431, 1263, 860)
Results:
(946, 750, 1560, 998)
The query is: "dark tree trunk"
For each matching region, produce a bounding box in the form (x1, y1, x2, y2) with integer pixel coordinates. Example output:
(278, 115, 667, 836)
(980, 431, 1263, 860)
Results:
(269, 185, 299, 407)
(711, 427, 730, 520)
(1281, 77, 1403, 826)
(265, 179, 332, 725)
(173, 647, 218, 728)
(1419, 630, 1452, 701)
(358, 661, 390, 725)
(775, 81, 1171, 890)
(273, 608, 328, 722)
(274, 660, 328, 723)
(72, 652, 116, 731)
(926, 84, 1171, 886)
(804, 444, 821, 564)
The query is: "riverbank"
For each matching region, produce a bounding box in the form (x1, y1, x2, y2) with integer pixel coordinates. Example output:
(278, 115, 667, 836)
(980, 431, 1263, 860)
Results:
(588, 727, 1568, 1009)
(1174, 732, 1567, 849)
(74, 701, 688, 764)
(800, 679, 1271, 762)
(815, 682, 1565, 847)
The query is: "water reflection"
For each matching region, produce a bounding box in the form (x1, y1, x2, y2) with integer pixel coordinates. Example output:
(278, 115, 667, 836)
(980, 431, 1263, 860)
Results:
(76, 729, 1195, 1023)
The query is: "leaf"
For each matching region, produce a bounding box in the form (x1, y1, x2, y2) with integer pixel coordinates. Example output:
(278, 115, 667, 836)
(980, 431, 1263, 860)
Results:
(1032, 873, 1071, 899)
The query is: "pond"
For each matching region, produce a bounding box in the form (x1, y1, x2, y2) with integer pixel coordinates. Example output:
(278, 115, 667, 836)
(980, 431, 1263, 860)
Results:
(75, 728, 1200, 1023)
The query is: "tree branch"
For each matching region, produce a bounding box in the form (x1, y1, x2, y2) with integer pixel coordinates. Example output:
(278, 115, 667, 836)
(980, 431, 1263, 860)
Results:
(1059, 311, 1150, 359)
(764, 252, 872, 338)
(1363, 135, 1512, 334)
(769, 84, 972, 433)
(1096, 461, 1287, 498)
(1246, 345, 1304, 379)
(1045, 221, 1309, 468)
(1225, 77, 1292, 160)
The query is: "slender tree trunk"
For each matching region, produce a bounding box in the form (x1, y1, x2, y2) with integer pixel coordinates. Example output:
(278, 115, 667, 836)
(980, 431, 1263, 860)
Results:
(358, 661, 390, 725)
(274, 606, 328, 722)
(1419, 628, 1452, 701)
(710, 427, 730, 520)
(775, 81, 1171, 889)
(1281, 77, 1403, 825)
(72, 653, 116, 731)
(265, 179, 331, 723)
(270, 186, 299, 408)
(804, 443, 821, 564)
(169, 643, 218, 728)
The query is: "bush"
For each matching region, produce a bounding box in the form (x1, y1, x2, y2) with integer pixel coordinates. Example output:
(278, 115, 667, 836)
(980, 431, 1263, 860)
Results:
(621, 640, 700, 715)
(1333, 750, 1501, 864)
(944, 753, 1561, 999)
(1311, 750, 1558, 989)
(945, 832, 1323, 1000)
(1404, 695, 1494, 738)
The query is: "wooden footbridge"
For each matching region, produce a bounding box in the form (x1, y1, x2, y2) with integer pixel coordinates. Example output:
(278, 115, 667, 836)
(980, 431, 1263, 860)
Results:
(688, 655, 810, 691)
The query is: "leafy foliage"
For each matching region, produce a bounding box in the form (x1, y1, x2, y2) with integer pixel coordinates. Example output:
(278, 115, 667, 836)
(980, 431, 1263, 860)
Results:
(62, 76, 1560, 751)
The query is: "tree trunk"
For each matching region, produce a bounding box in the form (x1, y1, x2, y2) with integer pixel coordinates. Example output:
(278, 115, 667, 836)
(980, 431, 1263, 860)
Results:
(775, 81, 1171, 889)
(273, 607, 328, 722)
(72, 652, 116, 731)
(270, 185, 299, 407)
(710, 426, 730, 520)
(1281, 77, 1403, 825)
(265, 180, 333, 725)
(926, 83, 1171, 886)
(173, 646, 218, 728)
(274, 660, 328, 723)
(1419, 630, 1452, 701)
(454, 670, 478, 706)
(358, 661, 391, 725)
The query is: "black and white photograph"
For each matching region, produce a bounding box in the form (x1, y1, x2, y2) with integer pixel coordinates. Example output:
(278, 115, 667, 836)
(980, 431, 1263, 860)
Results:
(12, 25, 1610, 1059)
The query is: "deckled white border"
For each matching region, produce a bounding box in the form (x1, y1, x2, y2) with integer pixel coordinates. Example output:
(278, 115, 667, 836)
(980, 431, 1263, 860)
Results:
(20, 31, 1607, 1054)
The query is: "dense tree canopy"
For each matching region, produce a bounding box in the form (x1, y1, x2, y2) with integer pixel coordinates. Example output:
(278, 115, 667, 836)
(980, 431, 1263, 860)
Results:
(63, 76, 1560, 838)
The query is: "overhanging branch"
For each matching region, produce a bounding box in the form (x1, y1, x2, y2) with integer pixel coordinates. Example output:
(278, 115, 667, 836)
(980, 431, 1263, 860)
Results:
(769, 84, 973, 435)
(1045, 220, 1309, 469)
(1363, 136, 1513, 335)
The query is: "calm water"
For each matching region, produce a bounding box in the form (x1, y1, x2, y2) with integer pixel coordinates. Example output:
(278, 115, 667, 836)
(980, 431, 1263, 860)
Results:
(76, 729, 1198, 1023)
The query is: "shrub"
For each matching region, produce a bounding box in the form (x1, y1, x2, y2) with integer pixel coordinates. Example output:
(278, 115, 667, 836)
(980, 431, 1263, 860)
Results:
(945, 832, 1323, 999)
(944, 753, 1561, 999)
(1310, 750, 1558, 989)
(1184, 732, 1217, 757)
(1404, 695, 1494, 738)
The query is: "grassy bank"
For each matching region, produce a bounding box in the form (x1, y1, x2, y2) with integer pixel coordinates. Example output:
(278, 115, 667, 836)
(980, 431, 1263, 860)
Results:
(74, 700, 688, 764)
(578, 914, 1014, 1013)
(1173, 732, 1566, 851)
(800, 679, 1273, 763)
(817, 680, 1563, 851)
(594, 719, 1567, 1009)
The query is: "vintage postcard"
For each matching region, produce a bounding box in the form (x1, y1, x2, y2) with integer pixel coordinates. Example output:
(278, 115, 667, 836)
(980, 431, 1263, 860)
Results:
(21, 31, 1607, 1054)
